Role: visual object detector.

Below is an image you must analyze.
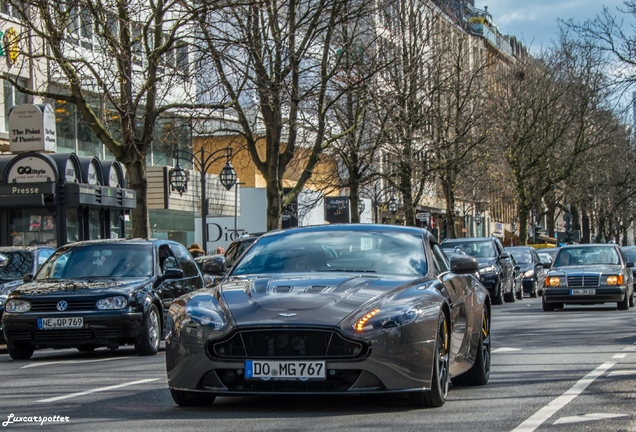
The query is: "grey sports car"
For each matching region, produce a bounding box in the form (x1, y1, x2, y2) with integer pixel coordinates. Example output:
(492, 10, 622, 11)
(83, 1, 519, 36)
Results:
(166, 224, 491, 408)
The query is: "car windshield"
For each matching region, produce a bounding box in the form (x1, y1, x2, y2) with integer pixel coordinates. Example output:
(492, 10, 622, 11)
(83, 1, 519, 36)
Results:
(35, 244, 154, 280)
(508, 249, 532, 264)
(0, 251, 33, 281)
(553, 246, 620, 267)
(442, 241, 495, 259)
(232, 230, 427, 276)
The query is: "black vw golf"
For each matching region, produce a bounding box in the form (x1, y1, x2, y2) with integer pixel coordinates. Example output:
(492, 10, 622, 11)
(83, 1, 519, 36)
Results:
(2, 239, 205, 360)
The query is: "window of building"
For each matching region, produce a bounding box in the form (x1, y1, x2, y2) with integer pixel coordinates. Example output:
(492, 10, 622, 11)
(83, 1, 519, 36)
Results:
(1, 1, 22, 19)
(66, 208, 80, 243)
(3, 78, 28, 132)
(88, 209, 102, 240)
(9, 209, 57, 246)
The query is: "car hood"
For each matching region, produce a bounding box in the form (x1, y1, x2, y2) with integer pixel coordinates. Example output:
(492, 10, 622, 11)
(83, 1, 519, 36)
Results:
(10, 277, 152, 297)
(215, 273, 439, 327)
(548, 265, 623, 275)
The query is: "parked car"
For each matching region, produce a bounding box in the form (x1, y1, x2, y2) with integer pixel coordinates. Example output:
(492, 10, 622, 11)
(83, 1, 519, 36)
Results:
(166, 224, 491, 408)
(195, 233, 264, 282)
(621, 246, 636, 301)
(2, 239, 205, 359)
(505, 246, 547, 298)
(0, 246, 55, 343)
(509, 255, 524, 300)
(441, 237, 516, 304)
(543, 244, 634, 311)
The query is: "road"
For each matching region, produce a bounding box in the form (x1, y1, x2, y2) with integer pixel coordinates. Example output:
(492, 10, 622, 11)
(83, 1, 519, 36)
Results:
(0, 296, 635, 432)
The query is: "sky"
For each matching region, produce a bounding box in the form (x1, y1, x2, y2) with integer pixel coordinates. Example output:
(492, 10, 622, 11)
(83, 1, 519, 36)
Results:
(475, 0, 627, 52)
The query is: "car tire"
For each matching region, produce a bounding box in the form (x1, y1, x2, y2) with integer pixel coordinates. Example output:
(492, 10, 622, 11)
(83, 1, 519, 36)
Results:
(135, 304, 160, 356)
(542, 296, 556, 312)
(451, 308, 490, 386)
(530, 280, 538, 298)
(492, 280, 504, 305)
(7, 339, 34, 360)
(504, 278, 516, 303)
(618, 291, 629, 311)
(408, 311, 449, 408)
(630, 289, 635, 308)
(515, 284, 523, 300)
(170, 389, 216, 407)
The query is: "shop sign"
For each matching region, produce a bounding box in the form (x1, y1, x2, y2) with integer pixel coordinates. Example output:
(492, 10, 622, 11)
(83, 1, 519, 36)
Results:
(87, 161, 100, 185)
(65, 159, 79, 183)
(7, 156, 56, 183)
(8, 104, 57, 152)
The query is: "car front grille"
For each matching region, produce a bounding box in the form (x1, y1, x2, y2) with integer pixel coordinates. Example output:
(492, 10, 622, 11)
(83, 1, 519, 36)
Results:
(6, 328, 122, 342)
(567, 275, 600, 287)
(29, 300, 97, 312)
(209, 329, 368, 360)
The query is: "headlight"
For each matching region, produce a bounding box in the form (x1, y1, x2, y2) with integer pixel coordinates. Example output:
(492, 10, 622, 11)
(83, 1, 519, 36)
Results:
(5, 299, 31, 313)
(479, 265, 496, 275)
(185, 299, 227, 330)
(606, 275, 623, 286)
(353, 306, 419, 332)
(546, 276, 561, 287)
(523, 269, 535, 278)
(96, 296, 128, 310)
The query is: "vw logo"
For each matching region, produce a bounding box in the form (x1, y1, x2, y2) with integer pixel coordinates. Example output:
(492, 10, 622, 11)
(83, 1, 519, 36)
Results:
(279, 313, 297, 317)
(56, 301, 68, 311)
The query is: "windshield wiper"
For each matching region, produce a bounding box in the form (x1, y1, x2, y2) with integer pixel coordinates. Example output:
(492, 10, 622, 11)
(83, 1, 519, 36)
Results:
(327, 269, 376, 273)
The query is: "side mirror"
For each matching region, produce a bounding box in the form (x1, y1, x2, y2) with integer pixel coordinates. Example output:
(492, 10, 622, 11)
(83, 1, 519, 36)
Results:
(161, 268, 184, 281)
(450, 255, 479, 274)
(515, 264, 521, 271)
(23, 273, 33, 283)
(202, 255, 227, 275)
(499, 252, 510, 259)
(627, 262, 634, 268)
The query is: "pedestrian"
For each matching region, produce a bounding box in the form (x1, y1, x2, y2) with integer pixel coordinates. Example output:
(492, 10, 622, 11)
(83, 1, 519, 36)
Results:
(215, 246, 225, 254)
(188, 243, 205, 258)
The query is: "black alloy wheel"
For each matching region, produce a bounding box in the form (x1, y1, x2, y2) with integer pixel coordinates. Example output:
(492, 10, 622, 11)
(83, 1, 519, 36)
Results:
(136, 304, 161, 356)
(504, 278, 516, 303)
(451, 308, 491, 386)
(530, 280, 538, 298)
(408, 310, 450, 408)
(492, 280, 504, 305)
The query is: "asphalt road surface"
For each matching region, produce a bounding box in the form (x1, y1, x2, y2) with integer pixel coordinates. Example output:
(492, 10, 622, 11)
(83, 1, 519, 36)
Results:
(0, 296, 635, 432)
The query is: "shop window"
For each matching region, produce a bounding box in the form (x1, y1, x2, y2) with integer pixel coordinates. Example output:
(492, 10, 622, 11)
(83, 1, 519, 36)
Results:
(54, 99, 76, 153)
(110, 210, 123, 239)
(88, 209, 102, 240)
(66, 208, 80, 243)
(9, 209, 57, 246)
(3, 78, 28, 132)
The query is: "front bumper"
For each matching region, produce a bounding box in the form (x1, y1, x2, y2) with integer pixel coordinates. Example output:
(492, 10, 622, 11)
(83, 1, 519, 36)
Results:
(522, 278, 537, 293)
(2, 310, 144, 348)
(478, 274, 499, 295)
(543, 286, 626, 304)
(166, 326, 437, 395)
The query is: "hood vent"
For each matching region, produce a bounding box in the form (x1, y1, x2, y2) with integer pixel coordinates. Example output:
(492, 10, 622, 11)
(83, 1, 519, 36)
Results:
(273, 285, 293, 293)
(305, 285, 328, 293)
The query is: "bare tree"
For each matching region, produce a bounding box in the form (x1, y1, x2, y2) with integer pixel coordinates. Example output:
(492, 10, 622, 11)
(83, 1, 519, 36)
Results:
(192, 0, 373, 230)
(3, 0, 234, 237)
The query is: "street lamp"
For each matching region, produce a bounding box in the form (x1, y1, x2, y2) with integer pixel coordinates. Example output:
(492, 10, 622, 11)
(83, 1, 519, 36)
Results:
(169, 144, 237, 254)
(388, 196, 398, 214)
(475, 211, 482, 236)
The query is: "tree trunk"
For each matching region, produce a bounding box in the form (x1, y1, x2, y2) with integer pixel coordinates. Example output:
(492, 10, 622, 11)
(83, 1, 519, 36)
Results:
(127, 158, 150, 238)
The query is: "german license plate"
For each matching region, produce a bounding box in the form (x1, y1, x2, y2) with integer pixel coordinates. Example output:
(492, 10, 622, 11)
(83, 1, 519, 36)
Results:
(570, 289, 596, 295)
(245, 360, 326, 380)
(38, 317, 84, 329)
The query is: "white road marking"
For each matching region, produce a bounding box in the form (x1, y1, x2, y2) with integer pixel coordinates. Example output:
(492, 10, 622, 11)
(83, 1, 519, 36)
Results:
(623, 345, 636, 351)
(511, 362, 615, 432)
(37, 378, 160, 403)
(608, 370, 636, 377)
(612, 353, 627, 359)
(492, 347, 521, 353)
(21, 357, 130, 369)
(554, 413, 630, 424)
